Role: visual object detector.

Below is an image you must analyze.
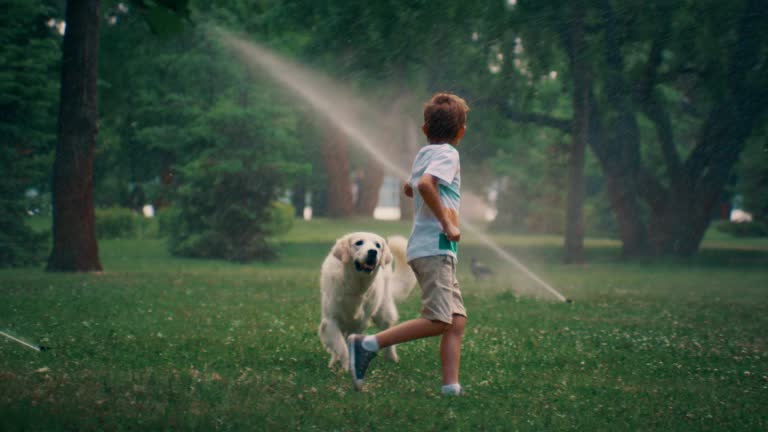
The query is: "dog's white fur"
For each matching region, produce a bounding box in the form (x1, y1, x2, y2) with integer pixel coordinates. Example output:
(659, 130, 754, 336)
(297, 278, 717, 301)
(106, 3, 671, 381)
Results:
(318, 232, 417, 370)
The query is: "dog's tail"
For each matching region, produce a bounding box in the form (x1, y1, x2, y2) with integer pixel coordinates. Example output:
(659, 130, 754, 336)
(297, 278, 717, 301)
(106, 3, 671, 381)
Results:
(387, 235, 417, 303)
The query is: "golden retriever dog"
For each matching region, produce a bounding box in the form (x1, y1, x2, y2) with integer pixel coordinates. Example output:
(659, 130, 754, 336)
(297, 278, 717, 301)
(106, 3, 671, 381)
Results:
(318, 232, 416, 370)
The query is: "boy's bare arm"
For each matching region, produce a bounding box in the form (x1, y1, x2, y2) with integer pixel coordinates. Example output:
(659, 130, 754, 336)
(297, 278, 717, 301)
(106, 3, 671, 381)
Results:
(404, 182, 413, 198)
(417, 174, 460, 242)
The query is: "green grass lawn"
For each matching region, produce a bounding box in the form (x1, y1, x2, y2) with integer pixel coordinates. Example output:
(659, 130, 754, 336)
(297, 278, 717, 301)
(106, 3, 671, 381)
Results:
(1, 219, 767, 431)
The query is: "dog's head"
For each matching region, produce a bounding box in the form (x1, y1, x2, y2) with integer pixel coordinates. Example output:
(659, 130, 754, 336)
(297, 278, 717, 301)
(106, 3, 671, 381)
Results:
(331, 232, 393, 274)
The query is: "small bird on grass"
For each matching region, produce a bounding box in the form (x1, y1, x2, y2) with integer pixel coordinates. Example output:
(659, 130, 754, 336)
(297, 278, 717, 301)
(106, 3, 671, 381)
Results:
(470, 257, 494, 281)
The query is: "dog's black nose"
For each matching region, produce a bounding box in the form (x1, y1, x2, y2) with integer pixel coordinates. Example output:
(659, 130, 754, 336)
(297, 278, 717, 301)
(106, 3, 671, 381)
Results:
(366, 249, 378, 265)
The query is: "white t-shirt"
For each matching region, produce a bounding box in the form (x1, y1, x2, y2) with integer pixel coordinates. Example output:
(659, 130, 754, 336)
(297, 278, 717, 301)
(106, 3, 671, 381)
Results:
(406, 143, 461, 262)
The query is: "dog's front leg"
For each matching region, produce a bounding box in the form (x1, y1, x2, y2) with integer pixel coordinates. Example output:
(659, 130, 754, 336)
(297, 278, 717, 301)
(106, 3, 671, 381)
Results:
(318, 318, 349, 370)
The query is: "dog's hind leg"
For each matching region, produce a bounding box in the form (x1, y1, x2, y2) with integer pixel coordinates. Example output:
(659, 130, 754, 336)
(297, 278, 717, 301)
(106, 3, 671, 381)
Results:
(318, 319, 349, 370)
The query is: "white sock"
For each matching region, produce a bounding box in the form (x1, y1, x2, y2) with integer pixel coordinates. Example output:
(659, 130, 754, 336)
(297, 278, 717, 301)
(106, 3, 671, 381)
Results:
(361, 335, 380, 352)
(442, 383, 462, 395)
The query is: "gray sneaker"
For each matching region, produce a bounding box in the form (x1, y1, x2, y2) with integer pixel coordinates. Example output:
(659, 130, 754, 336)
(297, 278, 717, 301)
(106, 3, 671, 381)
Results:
(347, 334, 377, 390)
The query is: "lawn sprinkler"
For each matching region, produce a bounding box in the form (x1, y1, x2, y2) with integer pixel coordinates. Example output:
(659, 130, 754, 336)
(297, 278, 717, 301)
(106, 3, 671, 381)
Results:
(465, 226, 573, 303)
(0, 331, 49, 352)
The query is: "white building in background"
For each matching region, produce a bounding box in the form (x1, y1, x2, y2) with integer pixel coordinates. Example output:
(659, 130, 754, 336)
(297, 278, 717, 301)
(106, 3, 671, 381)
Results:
(286, 175, 401, 221)
(730, 209, 753, 223)
(372, 175, 499, 222)
(373, 176, 401, 220)
(297, 175, 498, 222)
(142, 205, 155, 218)
(730, 194, 754, 223)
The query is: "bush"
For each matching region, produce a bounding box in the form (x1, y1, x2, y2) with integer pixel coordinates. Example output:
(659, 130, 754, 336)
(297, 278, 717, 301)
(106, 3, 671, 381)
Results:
(94, 177, 132, 208)
(96, 207, 138, 239)
(714, 220, 768, 238)
(166, 157, 303, 262)
(161, 96, 307, 262)
(155, 207, 177, 239)
(0, 188, 49, 268)
(137, 214, 160, 239)
(0, 213, 48, 268)
(0, 0, 58, 268)
(267, 202, 296, 236)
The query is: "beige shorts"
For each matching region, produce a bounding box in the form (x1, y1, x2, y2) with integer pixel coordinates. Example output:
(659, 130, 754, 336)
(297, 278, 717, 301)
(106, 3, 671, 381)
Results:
(409, 255, 467, 324)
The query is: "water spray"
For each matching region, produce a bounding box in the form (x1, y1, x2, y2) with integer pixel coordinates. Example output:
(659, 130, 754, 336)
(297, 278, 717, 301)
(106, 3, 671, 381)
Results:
(0, 331, 49, 352)
(467, 229, 571, 303)
(215, 28, 571, 303)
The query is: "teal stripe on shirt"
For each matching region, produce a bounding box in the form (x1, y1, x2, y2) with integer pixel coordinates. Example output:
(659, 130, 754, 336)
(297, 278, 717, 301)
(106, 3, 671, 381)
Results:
(439, 184, 460, 201)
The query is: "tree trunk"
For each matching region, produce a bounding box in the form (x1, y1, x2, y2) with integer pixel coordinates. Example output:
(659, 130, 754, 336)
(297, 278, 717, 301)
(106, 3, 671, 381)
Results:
(563, 117, 587, 262)
(649, 98, 759, 256)
(562, 1, 589, 264)
(589, 101, 649, 258)
(604, 168, 649, 257)
(320, 126, 354, 218)
(650, 170, 731, 257)
(354, 160, 384, 217)
(398, 118, 420, 220)
(594, 0, 649, 258)
(47, 0, 102, 272)
(502, 0, 766, 259)
(291, 183, 306, 218)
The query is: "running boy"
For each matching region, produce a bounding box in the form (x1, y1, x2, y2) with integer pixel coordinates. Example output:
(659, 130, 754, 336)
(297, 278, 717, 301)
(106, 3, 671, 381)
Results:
(348, 92, 469, 396)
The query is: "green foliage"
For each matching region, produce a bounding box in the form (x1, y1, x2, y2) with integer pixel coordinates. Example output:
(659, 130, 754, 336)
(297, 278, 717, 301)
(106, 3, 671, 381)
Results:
(583, 196, 618, 237)
(0, 0, 60, 267)
(95, 207, 139, 240)
(267, 201, 296, 237)
(155, 207, 177, 238)
(94, 175, 132, 208)
(163, 96, 307, 261)
(165, 160, 297, 261)
(21, 0, 765, 264)
(493, 0, 768, 256)
(0, 208, 48, 268)
(94, 7, 313, 262)
(95, 206, 161, 240)
(488, 129, 618, 237)
(137, 0, 191, 36)
(714, 221, 768, 238)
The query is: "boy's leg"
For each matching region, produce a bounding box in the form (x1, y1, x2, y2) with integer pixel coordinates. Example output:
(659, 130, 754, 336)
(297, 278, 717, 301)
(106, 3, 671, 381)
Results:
(440, 314, 466, 385)
(373, 255, 454, 349)
(348, 256, 460, 390)
(374, 318, 448, 349)
(371, 296, 401, 362)
(348, 318, 447, 391)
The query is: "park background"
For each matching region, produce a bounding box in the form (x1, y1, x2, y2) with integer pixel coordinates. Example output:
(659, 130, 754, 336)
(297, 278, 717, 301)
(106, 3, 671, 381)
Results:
(1, 0, 767, 430)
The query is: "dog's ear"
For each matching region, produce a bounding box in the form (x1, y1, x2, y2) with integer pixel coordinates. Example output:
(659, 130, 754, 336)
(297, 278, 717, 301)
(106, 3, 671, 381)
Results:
(382, 240, 393, 266)
(332, 237, 351, 263)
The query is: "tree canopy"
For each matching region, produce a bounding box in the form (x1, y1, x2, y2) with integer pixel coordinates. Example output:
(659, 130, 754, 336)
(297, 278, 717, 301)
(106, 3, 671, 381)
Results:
(3, 0, 767, 268)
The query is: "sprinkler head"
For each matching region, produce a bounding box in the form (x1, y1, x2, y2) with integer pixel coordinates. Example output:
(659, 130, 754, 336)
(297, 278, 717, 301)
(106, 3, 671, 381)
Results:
(565, 298, 573, 304)
(39, 346, 50, 352)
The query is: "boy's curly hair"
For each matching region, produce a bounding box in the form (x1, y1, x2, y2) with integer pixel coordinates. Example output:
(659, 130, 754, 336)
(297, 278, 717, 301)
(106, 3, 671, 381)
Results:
(423, 93, 469, 143)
